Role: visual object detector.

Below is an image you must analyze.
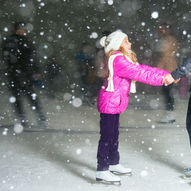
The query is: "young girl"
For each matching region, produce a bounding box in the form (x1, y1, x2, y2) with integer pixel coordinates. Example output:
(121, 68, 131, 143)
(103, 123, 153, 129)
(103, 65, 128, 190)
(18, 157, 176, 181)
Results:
(96, 30, 169, 183)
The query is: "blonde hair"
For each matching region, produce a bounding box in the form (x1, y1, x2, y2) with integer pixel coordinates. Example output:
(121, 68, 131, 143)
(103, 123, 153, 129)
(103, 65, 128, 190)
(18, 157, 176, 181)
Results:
(104, 47, 138, 77)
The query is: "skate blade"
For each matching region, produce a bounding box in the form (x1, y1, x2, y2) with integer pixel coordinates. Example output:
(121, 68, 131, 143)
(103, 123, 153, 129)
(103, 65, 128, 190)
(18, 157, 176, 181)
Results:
(24, 128, 46, 132)
(111, 171, 132, 176)
(157, 120, 176, 124)
(96, 178, 121, 185)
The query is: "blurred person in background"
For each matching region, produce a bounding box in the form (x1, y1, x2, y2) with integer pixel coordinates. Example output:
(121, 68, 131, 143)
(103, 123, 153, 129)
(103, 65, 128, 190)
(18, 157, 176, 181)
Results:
(163, 58, 191, 178)
(2, 22, 47, 129)
(156, 23, 179, 123)
(76, 42, 95, 105)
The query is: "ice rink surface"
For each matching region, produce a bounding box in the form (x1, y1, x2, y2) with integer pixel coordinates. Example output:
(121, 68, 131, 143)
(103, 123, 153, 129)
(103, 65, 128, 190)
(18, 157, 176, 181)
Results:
(1, 93, 191, 191)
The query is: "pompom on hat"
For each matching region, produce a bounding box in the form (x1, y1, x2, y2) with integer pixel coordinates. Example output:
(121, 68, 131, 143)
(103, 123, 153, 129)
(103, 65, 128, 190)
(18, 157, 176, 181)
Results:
(99, 30, 127, 53)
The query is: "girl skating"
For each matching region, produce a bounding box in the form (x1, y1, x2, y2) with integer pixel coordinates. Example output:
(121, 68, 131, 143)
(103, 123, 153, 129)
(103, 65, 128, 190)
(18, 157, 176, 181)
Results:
(96, 30, 169, 184)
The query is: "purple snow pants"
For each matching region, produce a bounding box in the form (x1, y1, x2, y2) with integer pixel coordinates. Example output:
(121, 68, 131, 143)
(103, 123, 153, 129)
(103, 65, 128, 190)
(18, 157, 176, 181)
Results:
(97, 113, 120, 171)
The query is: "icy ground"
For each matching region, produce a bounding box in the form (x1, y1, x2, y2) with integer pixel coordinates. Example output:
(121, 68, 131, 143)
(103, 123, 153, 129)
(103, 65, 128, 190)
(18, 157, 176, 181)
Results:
(0, 92, 191, 191)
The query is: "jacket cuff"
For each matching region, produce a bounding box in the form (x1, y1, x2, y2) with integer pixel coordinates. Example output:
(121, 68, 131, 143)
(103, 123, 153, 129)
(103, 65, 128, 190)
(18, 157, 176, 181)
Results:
(171, 70, 180, 80)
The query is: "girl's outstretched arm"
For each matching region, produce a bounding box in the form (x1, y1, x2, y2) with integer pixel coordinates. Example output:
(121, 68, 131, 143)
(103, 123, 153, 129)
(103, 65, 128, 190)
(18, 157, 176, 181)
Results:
(114, 55, 169, 86)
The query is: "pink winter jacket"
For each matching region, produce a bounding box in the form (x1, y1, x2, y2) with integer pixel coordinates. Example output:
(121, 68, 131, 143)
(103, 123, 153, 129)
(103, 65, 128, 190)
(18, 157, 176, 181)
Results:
(97, 52, 169, 114)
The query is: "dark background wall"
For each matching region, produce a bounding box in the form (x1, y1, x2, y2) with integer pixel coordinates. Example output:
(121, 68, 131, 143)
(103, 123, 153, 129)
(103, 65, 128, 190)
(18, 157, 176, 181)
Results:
(0, 0, 191, 95)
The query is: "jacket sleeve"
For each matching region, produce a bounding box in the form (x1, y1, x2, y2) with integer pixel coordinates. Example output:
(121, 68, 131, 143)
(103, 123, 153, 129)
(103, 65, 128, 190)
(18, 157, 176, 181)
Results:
(171, 58, 191, 80)
(114, 55, 169, 86)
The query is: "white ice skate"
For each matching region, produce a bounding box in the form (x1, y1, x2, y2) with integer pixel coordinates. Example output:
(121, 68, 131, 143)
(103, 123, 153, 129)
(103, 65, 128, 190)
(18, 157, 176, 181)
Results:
(158, 111, 175, 124)
(96, 170, 121, 184)
(109, 164, 132, 175)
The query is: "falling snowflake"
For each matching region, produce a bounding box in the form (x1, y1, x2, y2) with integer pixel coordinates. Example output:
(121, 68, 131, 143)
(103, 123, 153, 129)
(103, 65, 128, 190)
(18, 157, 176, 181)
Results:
(151, 11, 159, 19)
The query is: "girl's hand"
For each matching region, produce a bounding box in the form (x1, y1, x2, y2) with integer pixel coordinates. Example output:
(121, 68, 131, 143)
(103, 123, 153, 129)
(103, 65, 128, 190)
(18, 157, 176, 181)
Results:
(162, 74, 175, 85)
(174, 78, 181, 84)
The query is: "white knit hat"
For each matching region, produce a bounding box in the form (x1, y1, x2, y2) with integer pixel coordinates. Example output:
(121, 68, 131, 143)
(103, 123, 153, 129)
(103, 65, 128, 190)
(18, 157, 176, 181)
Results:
(100, 30, 127, 53)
